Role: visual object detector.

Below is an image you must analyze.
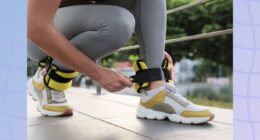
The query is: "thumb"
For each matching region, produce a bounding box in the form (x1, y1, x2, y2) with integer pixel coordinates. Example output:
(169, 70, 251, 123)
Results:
(120, 75, 133, 87)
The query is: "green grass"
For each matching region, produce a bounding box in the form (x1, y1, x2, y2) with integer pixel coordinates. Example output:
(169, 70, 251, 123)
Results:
(187, 96, 233, 109)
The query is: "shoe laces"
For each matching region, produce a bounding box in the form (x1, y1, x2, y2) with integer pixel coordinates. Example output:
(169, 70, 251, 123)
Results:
(49, 90, 67, 103)
(39, 68, 67, 103)
(165, 83, 192, 104)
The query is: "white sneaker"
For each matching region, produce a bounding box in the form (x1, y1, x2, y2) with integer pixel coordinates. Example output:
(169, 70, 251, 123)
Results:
(136, 83, 215, 124)
(27, 68, 73, 116)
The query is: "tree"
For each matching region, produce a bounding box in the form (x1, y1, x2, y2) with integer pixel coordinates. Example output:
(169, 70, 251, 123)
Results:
(103, 0, 233, 72)
(166, 0, 232, 68)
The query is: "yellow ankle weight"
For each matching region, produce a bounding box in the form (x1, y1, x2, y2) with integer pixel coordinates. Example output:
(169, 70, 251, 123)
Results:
(44, 65, 79, 91)
(132, 60, 150, 93)
(131, 59, 174, 93)
(162, 59, 173, 83)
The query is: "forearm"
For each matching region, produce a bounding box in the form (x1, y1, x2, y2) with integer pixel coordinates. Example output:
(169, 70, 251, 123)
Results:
(27, 0, 133, 92)
(28, 25, 102, 80)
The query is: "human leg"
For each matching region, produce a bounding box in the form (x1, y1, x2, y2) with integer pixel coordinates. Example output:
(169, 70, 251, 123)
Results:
(27, 5, 135, 116)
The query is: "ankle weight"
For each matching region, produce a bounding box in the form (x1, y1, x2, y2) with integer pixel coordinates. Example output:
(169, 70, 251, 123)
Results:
(44, 65, 79, 91)
(131, 60, 165, 93)
(131, 59, 174, 93)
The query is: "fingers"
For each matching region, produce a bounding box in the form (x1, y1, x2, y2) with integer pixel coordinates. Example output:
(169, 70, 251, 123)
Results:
(164, 51, 174, 79)
(105, 83, 124, 92)
(99, 68, 133, 92)
(116, 70, 133, 87)
(170, 63, 174, 79)
(104, 75, 133, 93)
(164, 51, 173, 64)
(120, 75, 133, 87)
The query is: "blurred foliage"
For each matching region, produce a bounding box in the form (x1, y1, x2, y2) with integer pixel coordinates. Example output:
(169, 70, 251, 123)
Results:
(187, 86, 233, 108)
(102, 0, 233, 71)
(166, 0, 232, 67)
(193, 59, 232, 81)
(187, 96, 232, 109)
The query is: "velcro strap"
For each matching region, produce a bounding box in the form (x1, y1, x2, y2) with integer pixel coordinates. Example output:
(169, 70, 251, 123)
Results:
(48, 69, 72, 83)
(131, 68, 164, 84)
(38, 56, 53, 68)
(162, 68, 171, 81)
(44, 65, 79, 91)
(38, 61, 46, 68)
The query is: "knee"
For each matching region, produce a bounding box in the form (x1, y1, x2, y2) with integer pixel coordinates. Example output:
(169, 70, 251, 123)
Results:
(105, 7, 135, 49)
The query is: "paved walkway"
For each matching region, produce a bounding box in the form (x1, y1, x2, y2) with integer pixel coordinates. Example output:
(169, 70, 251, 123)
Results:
(28, 87, 233, 140)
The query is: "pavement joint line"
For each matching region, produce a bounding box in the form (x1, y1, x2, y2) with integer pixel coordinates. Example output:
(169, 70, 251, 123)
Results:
(211, 120, 232, 126)
(74, 110, 152, 140)
(28, 124, 42, 127)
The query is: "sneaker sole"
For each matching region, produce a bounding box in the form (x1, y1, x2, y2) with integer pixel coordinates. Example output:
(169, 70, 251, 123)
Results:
(27, 78, 73, 117)
(36, 104, 73, 117)
(136, 105, 214, 124)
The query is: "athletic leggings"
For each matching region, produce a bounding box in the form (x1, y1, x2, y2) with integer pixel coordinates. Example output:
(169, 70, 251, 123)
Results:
(28, 0, 167, 75)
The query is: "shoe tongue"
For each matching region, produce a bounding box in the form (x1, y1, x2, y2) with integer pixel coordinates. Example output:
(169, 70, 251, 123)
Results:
(144, 85, 164, 94)
(164, 83, 192, 105)
(142, 83, 176, 94)
(164, 83, 176, 91)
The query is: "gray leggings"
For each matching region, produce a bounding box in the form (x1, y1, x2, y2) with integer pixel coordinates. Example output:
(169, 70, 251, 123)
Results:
(28, 0, 166, 73)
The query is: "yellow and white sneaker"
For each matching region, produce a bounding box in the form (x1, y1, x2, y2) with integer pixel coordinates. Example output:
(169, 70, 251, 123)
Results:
(27, 68, 73, 116)
(136, 83, 214, 124)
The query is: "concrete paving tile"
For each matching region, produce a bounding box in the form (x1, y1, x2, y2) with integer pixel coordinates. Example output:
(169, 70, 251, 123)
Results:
(74, 105, 137, 119)
(66, 93, 129, 109)
(208, 107, 233, 125)
(68, 88, 233, 125)
(68, 88, 140, 106)
(28, 110, 93, 126)
(104, 117, 232, 139)
(28, 119, 149, 140)
(158, 128, 232, 140)
(28, 88, 233, 140)
(28, 95, 93, 126)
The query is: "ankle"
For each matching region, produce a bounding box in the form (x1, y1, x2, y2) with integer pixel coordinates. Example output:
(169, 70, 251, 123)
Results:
(147, 80, 165, 90)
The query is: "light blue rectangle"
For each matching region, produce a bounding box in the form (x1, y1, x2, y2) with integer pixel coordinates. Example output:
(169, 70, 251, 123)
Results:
(0, 0, 27, 140)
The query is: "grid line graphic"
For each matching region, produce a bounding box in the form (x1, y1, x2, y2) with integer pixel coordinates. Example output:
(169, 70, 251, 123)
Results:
(0, 0, 27, 140)
(234, 0, 260, 139)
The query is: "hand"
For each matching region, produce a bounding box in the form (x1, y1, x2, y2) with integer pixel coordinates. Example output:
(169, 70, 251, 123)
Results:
(164, 51, 174, 79)
(95, 67, 133, 92)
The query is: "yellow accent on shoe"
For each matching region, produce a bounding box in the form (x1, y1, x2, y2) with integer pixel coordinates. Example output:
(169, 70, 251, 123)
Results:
(140, 90, 166, 109)
(32, 79, 45, 91)
(43, 105, 72, 112)
(180, 110, 213, 118)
